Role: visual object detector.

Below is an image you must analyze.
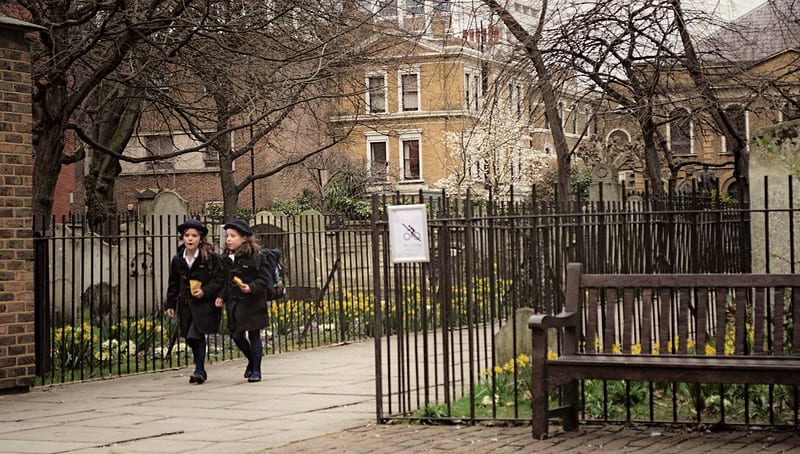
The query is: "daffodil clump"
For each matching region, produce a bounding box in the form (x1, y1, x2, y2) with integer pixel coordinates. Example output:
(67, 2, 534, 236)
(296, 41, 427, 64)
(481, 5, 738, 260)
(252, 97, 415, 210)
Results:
(52, 315, 172, 372)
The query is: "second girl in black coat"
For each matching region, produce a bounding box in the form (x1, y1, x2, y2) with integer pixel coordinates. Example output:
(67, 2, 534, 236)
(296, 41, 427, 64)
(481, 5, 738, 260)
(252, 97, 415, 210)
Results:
(216, 219, 270, 382)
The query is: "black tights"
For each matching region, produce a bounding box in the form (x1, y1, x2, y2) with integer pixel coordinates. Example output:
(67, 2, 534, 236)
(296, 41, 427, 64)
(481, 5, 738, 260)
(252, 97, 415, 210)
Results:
(186, 336, 206, 372)
(231, 329, 262, 372)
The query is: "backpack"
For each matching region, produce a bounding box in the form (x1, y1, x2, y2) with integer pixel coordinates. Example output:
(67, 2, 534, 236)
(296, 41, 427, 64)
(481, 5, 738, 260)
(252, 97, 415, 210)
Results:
(258, 248, 286, 301)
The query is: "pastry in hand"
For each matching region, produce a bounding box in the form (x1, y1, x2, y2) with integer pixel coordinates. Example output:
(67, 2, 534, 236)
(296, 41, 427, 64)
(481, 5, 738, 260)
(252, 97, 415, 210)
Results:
(189, 279, 202, 293)
(233, 276, 246, 288)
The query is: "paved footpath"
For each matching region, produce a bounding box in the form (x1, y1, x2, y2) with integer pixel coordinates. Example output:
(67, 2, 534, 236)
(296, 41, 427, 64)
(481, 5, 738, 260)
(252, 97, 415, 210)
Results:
(1, 340, 799, 453)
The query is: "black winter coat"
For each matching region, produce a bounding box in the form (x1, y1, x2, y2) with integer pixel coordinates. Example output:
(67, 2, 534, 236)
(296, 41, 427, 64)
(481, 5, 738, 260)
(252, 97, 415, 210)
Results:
(221, 252, 269, 333)
(165, 248, 224, 336)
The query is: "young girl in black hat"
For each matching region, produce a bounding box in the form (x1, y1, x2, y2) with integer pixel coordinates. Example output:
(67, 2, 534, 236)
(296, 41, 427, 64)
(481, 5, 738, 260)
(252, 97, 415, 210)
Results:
(216, 218, 270, 382)
(165, 219, 224, 384)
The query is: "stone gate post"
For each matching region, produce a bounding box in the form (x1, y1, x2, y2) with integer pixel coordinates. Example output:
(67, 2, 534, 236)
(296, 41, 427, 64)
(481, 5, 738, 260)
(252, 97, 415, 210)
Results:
(0, 16, 41, 391)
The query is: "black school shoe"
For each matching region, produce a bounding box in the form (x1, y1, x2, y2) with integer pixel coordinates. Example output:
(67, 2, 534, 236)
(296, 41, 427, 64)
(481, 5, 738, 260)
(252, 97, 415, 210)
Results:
(189, 370, 207, 384)
(244, 365, 253, 379)
(248, 371, 261, 382)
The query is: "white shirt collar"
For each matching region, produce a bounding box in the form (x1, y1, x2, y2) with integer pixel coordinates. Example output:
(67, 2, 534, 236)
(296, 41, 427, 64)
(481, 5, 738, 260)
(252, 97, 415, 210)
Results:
(184, 248, 199, 266)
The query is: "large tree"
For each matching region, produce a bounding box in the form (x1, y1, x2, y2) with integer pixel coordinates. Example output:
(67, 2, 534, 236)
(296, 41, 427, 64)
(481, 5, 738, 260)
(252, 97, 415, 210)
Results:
(3, 1, 212, 230)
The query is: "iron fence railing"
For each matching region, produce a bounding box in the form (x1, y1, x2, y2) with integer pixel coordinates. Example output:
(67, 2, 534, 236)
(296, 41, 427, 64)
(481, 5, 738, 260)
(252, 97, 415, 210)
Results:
(33, 213, 374, 385)
(374, 178, 800, 428)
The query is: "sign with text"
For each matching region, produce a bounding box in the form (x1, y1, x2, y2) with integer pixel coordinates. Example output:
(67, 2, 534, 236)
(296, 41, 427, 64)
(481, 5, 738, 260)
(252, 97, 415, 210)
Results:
(387, 204, 430, 263)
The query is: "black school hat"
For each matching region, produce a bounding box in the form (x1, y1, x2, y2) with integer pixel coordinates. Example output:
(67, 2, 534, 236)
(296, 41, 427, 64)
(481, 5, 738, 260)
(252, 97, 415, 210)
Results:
(177, 219, 208, 236)
(224, 218, 252, 237)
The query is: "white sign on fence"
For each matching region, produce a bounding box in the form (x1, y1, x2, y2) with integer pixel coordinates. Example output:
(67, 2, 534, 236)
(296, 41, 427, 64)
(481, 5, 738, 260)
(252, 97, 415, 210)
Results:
(387, 204, 430, 263)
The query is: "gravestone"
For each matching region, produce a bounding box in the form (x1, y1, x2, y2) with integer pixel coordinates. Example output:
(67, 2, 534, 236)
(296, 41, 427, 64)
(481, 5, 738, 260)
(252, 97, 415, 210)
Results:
(494, 308, 535, 367)
(750, 120, 800, 273)
(589, 163, 622, 202)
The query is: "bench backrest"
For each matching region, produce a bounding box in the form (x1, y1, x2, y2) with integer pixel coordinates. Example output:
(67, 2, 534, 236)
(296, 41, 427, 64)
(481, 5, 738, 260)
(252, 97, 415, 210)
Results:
(565, 263, 800, 357)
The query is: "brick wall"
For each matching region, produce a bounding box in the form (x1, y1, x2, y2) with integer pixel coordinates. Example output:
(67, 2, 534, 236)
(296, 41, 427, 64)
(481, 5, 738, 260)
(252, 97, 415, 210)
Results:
(0, 21, 36, 391)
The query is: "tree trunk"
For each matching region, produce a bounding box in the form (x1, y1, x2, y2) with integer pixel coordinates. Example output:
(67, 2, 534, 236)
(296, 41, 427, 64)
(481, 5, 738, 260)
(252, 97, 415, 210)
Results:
(83, 87, 141, 235)
(483, 0, 571, 206)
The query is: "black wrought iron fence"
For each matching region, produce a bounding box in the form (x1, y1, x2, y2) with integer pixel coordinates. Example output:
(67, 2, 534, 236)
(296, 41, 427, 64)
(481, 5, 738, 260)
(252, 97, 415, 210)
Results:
(33, 213, 374, 385)
(374, 178, 800, 427)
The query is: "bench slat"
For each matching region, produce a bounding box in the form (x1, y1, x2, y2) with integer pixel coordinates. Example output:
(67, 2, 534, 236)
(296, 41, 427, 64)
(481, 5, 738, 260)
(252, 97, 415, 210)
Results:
(547, 355, 800, 386)
(678, 289, 690, 354)
(586, 288, 598, 353)
(659, 288, 670, 354)
(581, 274, 800, 288)
(715, 287, 728, 355)
(794, 289, 800, 355)
(754, 288, 766, 354)
(735, 288, 747, 354)
(697, 288, 708, 354)
(623, 288, 634, 352)
(641, 289, 653, 353)
(774, 289, 785, 356)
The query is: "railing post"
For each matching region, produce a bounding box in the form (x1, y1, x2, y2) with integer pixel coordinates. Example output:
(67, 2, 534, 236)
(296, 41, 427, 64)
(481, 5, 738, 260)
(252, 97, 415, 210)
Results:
(33, 226, 52, 378)
(371, 194, 384, 422)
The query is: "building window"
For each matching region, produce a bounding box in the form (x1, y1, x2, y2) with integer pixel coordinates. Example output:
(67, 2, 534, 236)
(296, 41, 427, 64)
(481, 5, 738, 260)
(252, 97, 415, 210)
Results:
(668, 107, 692, 155)
(405, 0, 423, 15)
(367, 75, 386, 113)
(433, 0, 451, 13)
(608, 129, 630, 147)
(203, 149, 220, 168)
(400, 73, 419, 111)
(143, 135, 177, 171)
(465, 74, 471, 110)
(401, 138, 421, 180)
(585, 109, 593, 136)
(570, 104, 578, 135)
(723, 104, 747, 154)
(558, 101, 565, 127)
(368, 140, 389, 181)
(377, 0, 397, 19)
(464, 71, 480, 111)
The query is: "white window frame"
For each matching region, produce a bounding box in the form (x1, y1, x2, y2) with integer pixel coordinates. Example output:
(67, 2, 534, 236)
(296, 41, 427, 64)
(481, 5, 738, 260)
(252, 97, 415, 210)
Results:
(398, 131, 423, 182)
(398, 69, 420, 112)
(404, 0, 424, 16)
(570, 104, 578, 135)
(667, 107, 694, 155)
(366, 132, 390, 182)
(721, 105, 749, 154)
(465, 68, 480, 111)
(584, 109, 593, 136)
(366, 72, 387, 114)
(376, 0, 398, 19)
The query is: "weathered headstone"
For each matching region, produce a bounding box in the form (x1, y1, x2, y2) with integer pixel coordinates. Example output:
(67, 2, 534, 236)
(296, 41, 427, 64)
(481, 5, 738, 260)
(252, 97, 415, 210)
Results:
(589, 163, 623, 202)
(750, 121, 800, 273)
(494, 308, 536, 367)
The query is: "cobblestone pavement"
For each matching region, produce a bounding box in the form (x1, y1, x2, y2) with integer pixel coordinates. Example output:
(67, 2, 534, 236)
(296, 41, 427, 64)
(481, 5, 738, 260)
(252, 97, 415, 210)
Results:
(270, 422, 800, 453)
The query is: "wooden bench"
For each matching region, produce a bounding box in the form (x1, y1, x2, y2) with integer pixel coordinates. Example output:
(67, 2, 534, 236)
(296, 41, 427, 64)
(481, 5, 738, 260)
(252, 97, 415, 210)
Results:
(529, 262, 800, 438)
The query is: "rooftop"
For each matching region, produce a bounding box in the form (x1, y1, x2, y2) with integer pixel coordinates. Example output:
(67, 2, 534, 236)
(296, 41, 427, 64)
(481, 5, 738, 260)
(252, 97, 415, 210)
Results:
(701, 0, 800, 62)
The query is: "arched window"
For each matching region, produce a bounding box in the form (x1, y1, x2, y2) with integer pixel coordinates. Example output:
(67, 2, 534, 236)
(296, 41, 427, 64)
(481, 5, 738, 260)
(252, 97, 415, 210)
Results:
(726, 181, 740, 201)
(668, 108, 692, 155)
(723, 104, 747, 153)
(607, 129, 630, 147)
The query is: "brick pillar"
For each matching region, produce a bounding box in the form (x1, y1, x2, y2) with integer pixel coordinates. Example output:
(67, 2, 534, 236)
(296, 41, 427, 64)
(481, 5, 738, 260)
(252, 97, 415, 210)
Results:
(0, 17, 41, 392)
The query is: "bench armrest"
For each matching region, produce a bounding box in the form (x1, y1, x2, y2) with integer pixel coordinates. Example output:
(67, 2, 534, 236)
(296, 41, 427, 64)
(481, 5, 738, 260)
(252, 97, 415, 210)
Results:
(528, 310, 578, 331)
